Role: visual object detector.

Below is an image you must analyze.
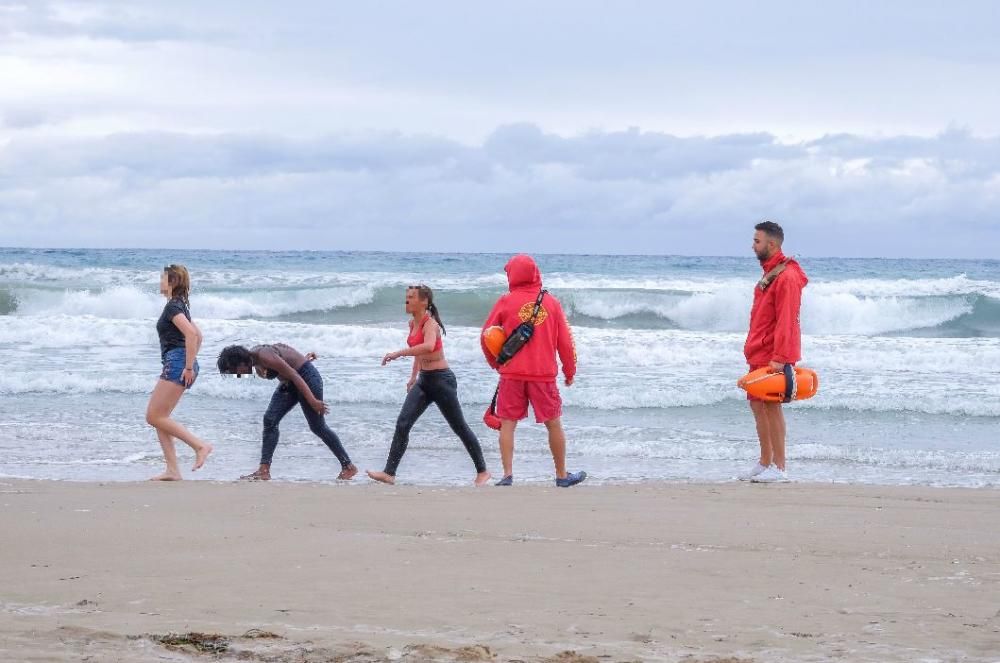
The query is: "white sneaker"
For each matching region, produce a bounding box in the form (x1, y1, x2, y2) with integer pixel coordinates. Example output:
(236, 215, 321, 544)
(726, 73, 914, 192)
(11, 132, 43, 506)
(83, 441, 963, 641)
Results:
(750, 465, 790, 483)
(738, 462, 769, 481)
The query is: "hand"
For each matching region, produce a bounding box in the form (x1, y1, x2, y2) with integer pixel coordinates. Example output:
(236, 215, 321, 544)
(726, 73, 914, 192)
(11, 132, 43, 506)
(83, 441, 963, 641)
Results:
(406, 378, 416, 392)
(768, 361, 786, 373)
(565, 376, 574, 387)
(305, 351, 318, 362)
(182, 367, 196, 387)
(381, 351, 400, 366)
(310, 398, 329, 415)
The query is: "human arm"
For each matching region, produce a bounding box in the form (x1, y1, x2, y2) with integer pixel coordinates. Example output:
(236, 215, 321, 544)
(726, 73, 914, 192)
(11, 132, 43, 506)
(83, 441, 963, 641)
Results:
(554, 301, 577, 386)
(406, 358, 419, 391)
(257, 347, 329, 415)
(382, 319, 440, 365)
(171, 313, 201, 387)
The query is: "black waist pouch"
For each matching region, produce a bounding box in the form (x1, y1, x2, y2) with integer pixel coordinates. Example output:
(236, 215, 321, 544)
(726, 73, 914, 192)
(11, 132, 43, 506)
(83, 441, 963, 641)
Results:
(496, 290, 547, 365)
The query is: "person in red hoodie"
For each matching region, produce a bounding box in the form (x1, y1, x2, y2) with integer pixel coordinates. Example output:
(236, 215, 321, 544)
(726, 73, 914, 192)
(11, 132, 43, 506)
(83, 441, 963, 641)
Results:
(740, 221, 808, 483)
(481, 255, 586, 487)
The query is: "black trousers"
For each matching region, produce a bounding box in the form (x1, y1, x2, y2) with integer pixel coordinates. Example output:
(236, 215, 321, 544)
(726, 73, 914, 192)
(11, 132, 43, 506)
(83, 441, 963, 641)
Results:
(384, 369, 487, 476)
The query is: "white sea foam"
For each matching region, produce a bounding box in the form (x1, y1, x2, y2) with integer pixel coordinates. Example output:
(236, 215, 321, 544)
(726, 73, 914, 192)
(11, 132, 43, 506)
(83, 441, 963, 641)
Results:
(9, 285, 376, 320)
(3, 260, 998, 337)
(565, 286, 978, 335)
(3, 254, 998, 487)
(0, 262, 506, 291)
(3, 316, 999, 417)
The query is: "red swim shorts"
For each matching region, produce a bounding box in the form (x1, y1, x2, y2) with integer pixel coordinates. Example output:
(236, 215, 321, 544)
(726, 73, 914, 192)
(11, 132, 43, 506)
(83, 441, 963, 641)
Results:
(496, 378, 563, 423)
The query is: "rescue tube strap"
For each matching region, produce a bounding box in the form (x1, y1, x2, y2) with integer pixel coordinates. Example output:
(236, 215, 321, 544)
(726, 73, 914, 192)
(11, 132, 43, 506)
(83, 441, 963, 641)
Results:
(782, 363, 796, 403)
(758, 258, 791, 291)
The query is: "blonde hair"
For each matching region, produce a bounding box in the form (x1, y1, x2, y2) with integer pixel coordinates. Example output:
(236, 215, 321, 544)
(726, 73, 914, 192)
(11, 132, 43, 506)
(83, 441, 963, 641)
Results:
(163, 264, 191, 305)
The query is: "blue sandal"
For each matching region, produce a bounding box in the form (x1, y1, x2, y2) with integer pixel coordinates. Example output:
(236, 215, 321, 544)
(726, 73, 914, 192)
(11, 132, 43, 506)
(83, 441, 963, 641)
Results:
(555, 471, 587, 488)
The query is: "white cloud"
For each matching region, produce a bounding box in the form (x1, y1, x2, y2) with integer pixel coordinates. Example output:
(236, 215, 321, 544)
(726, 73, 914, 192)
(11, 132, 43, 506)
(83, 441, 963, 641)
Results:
(1, 125, 997, 257)
(0, 1, 998, 256)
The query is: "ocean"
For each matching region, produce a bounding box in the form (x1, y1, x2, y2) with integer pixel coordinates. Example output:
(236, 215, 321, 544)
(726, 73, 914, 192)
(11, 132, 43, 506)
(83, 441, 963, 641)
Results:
(1, 248, 997, 486)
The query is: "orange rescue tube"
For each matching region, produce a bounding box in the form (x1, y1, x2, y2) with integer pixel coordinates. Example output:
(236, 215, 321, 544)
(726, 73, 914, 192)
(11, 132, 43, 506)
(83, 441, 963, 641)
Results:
(738, 366, 819, 403)
(482, 325, 506, 358)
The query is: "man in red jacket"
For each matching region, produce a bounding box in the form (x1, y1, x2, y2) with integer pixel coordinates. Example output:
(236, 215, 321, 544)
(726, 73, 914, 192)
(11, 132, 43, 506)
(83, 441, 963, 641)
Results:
(740, 221, 808, 483)
(481, 254, 586, 487)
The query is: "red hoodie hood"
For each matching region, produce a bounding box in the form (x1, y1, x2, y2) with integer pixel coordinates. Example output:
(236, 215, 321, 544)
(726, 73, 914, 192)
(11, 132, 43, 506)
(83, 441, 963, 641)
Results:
(761, 251, 809, 287)
(482, 254, 576, 382)
(504, 254, 542, 291)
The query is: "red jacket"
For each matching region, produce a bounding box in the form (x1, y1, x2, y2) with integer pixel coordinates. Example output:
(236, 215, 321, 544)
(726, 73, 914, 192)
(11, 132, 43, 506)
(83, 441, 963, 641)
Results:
(744, 251, 808, 367)
(481, 254, 577, 382)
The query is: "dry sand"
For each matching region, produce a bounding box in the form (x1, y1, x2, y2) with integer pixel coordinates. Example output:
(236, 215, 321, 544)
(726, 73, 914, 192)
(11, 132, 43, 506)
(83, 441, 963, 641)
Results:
(1, 479, 998, 662)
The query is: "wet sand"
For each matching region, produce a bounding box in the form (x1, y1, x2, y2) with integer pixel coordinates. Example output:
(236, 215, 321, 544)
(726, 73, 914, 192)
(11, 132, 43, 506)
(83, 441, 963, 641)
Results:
(1, 479, 998, 661)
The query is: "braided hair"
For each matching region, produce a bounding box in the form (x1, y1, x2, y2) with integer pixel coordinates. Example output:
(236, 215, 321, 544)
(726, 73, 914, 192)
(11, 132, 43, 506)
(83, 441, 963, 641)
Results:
(410, 284, 446, 335)
(217, 345, 253, 374)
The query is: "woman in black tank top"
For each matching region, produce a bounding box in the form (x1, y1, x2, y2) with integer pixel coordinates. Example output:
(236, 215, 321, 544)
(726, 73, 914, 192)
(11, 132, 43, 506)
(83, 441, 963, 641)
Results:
(147, 264, 213, 481)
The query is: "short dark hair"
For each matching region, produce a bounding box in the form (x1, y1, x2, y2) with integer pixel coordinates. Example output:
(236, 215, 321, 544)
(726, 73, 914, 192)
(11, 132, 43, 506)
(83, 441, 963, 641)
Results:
(754, 220, 784, 243)
(217, 345, 253, 374)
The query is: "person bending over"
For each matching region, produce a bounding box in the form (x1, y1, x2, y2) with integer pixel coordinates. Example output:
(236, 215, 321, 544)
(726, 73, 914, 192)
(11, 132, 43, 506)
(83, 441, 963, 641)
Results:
(217, 343, 357, 481)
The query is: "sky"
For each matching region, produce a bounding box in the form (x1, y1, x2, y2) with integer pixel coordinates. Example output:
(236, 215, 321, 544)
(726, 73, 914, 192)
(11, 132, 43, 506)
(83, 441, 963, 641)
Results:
(1, 0, 998, 258)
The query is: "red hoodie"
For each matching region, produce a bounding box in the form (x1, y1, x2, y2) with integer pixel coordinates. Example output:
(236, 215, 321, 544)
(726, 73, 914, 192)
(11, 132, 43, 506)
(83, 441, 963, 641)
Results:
(481, 255, 577, 382)
(744, 251, 808, 367)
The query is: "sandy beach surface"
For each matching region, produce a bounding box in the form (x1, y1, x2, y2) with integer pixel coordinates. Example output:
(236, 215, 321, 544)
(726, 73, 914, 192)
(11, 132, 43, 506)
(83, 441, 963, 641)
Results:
(1, 478, 997, 662)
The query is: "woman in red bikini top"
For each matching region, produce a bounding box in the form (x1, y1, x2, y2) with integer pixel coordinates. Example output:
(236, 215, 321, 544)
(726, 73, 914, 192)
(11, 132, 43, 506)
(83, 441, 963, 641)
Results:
(367, 284, 491, 486)
(405, 310, 445, 369)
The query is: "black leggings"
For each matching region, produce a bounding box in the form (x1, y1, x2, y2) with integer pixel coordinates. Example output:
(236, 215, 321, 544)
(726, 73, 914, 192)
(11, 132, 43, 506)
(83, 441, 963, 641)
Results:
(261, 362, 352, 468)
(384, 369, 487, 476)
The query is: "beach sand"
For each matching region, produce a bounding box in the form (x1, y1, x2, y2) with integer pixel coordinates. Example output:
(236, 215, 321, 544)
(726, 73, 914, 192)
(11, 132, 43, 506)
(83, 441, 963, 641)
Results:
(0, 478, 997, 662)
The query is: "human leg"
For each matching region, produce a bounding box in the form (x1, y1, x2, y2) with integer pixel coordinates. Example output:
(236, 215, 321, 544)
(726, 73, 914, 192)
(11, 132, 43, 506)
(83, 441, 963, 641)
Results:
(763, 402, 786, 470)
(145, 378, 212, 475)
(259, 384, 298, 468)
(296, 365, 355, 473)
(368, 382, 432, 483)
(542, 417, 567, 479)
(424, 371, 489, 483)
(749, 399, 773, 467)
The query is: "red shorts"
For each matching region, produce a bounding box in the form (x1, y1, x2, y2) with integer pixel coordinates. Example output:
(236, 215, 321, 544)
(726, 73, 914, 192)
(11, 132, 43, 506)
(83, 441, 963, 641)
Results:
(496, 378, 562, 423)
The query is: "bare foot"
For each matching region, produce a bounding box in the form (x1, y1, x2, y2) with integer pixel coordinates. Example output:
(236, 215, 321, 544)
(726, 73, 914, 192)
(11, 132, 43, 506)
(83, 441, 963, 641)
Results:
(474, 471, 492, 486)
(337, 464, 358, 480)
(149, 472, 182, 481)
(192, 443, 213, 471)
(240, 466, 270, 481)
(366, 470, 395, 485)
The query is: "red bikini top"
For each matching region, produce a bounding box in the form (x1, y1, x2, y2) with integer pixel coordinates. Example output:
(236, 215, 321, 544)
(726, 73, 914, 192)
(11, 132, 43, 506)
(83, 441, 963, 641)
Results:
(407, 314, 443, 352)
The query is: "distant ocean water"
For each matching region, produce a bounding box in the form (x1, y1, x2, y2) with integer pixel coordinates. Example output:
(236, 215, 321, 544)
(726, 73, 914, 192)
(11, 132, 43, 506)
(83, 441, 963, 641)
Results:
(1, 248, 998, 486)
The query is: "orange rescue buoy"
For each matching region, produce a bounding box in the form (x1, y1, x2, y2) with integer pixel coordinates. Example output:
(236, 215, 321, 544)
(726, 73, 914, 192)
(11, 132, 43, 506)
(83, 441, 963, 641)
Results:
(482, 325, 506, 358)
(738, 366, 819, 403)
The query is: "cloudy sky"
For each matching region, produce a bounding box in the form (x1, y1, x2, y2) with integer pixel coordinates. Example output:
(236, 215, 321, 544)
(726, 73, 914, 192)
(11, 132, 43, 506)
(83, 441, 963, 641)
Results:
(1, 1, 998, 257)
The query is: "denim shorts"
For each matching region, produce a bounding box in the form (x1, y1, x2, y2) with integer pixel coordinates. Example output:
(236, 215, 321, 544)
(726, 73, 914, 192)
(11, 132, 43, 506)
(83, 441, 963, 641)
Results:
(160, 347, 200, 388)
